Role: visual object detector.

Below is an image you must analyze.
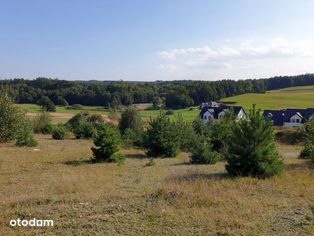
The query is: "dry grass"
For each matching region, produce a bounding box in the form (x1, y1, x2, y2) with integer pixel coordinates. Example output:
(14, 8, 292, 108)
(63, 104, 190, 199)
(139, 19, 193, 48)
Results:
(0, 135, 313, 235)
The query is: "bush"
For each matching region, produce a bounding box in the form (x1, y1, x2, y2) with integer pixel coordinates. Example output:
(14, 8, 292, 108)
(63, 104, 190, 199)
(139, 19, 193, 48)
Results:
(225, 105, 284, 178)
(145, 112, 179, 157)
(300, 144, 314, 159)
(119, 107, 143, 135)
(122, 128, 144, 147)
(91, 124, 122, 162)
(87, 114, 104, 124)
(165, 110, 174, 115)
(52, 125, 68, 140)
(66, 113, 97, 139)
(175, 114, 197, 151)
(38, 96, 56, 112)
(111, 153, 126, 165)
(208, 111, 234, 153)
(192, 118, 211, 138)
(33, 112, 53, 134)
(73, 120, 95, 139)
(190, 136, 219, 164)
(300, 119, 314, 160)
(15, 119, 37, 147)
(66, 112, 89, 130)
(0, 94, 24, 143)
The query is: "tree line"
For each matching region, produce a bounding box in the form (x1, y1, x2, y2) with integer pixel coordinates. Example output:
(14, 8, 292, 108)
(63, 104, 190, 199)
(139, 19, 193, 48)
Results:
(1, 74, 314, 108)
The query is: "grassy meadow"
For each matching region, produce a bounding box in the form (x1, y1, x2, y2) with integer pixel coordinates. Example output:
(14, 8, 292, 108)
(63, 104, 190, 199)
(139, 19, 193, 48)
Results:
(0, 133, 313, 235)
(17, 103, 200, 123)
(220, 85, 314, 111)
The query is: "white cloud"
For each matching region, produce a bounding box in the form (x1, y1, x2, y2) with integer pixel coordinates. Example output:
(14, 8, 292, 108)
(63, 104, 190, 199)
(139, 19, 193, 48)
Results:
(156, 38, 314, 80)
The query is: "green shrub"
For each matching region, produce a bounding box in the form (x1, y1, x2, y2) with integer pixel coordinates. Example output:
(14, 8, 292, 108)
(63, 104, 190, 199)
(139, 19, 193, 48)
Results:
(119, 107, 143, 135)
(52, 125, 68, 140)
(73, 120, 95, 139)
(300, 144, 314, 159)
(0, 94, 24, 143)
(208, 111, 234, 153)
(66, 112, 103, 139)
(192, 118, 211, 138)
(111, 153, 126, 165)
(38, 96, 56, 112)
(225, 105, 284, 178)
(175, 114, 197, 151)
(15, 120, 37, 147)
(87, 114, 104, 124)
(91, 124, 121, 162)
(190, 136, 219, 164)
(33, 112, 53, 134)
(66, 112, 89, 131)
(122, 128, 144, 147)
(145, 112, 179, 157)
(300, 119, 314, 161)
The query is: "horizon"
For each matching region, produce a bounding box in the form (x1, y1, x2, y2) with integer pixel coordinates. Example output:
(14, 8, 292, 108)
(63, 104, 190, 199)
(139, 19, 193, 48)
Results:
(2, 0, 314, 81)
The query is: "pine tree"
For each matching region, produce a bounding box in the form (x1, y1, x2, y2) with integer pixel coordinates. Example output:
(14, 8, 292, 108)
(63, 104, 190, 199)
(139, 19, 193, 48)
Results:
(15, 120, 37, 147)
(225, 105, 283, 178)
(0, 94, 24, 142)
(145, 112, 179, 157)
(300, 118, 314, 159)
(118, 107, 143, 134)
(91, 124, 122, 162)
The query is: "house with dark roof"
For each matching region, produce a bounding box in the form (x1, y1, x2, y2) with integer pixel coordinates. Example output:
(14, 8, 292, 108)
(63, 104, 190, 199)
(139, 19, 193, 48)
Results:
(263, 108, 314, 127)
(200, 103, 246, 123)
(200, 101, 219, 109)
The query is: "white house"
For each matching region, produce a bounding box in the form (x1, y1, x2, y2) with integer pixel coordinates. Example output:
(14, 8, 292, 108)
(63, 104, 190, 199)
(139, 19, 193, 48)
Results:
(200, 105, 246, 123)
(263, 108, 314, 127)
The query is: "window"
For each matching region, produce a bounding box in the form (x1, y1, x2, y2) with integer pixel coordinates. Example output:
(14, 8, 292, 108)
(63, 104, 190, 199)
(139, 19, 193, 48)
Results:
(291, 117, 301, 123)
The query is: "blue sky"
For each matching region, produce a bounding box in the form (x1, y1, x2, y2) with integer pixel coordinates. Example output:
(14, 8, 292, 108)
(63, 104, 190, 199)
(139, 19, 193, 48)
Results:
(1, 0, 314, 81)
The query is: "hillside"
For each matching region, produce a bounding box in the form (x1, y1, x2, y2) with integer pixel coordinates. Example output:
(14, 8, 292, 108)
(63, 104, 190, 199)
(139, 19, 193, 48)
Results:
(221, 85, 314, 111)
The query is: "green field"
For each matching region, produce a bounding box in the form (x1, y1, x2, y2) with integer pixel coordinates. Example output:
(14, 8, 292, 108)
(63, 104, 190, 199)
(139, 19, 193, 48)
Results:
(221, 85, 314, 111)
(17, 104, 200, 122)
(17, 104, 110, 115)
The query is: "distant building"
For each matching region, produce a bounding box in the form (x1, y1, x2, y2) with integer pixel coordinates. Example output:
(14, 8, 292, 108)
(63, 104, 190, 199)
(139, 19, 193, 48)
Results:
(200, 101, 219, 109)
(263, 108, 314, 127)
(200, 102, 246, 123)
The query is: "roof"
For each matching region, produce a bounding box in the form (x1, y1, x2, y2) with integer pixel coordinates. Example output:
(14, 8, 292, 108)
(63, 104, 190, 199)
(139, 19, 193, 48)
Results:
(263, 108, 314, 125)
(200, 105, 245, 119)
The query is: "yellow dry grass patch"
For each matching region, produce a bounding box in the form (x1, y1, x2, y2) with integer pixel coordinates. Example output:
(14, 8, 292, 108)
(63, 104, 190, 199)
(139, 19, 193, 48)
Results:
(0, 135, 313, 235)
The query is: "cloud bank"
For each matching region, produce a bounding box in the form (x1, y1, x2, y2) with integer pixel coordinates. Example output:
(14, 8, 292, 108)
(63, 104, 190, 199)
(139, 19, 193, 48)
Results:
(156, 38, 314, 80)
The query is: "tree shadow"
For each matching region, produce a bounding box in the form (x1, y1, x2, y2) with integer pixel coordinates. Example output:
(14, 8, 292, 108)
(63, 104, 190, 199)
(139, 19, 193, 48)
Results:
(285, 161, 312, 170)
(63, 158, 95, 166)
(125, 153, 147, 159)
(168, 171, 230, 182)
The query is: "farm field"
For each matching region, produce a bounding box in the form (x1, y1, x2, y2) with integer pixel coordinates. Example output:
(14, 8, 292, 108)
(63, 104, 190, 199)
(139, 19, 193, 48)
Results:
(0, 134, 313, 235)
(17, 104, 200, 123)
(221, 85, 314, 111)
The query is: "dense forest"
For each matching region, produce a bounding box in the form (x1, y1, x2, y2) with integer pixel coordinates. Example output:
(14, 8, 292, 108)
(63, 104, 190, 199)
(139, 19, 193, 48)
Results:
(1, 74, 314, 109)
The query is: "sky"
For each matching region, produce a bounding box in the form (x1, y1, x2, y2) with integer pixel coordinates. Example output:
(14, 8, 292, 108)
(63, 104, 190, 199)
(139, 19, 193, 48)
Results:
(1, 0, 314, 81)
